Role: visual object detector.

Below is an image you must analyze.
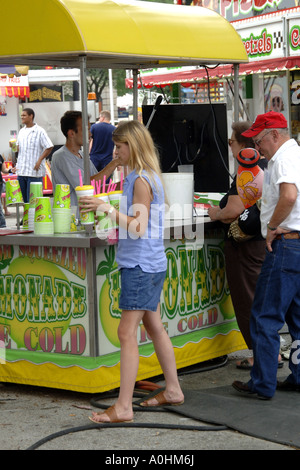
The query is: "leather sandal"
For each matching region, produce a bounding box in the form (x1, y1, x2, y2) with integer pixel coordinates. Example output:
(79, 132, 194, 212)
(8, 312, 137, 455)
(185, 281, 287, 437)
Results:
(88, 405, 133, 424)
(140, 390, 184, 407)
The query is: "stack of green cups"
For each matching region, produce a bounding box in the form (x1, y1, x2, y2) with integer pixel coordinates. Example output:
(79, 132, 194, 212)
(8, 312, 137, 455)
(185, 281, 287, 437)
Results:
(22, 203, 30, 229)
(34, 197, 54, 234)
(53, 184, 71, 233)
(29, 182, 43, 230)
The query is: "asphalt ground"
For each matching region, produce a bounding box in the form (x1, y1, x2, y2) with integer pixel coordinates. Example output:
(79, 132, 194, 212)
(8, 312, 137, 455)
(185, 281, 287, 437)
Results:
(0, 345, 294, 451)
(0, 206, 295, 452)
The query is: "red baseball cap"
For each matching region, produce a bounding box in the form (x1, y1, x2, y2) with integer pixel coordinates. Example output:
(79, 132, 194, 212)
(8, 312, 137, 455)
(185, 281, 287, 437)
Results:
(241, 111, 287, 138)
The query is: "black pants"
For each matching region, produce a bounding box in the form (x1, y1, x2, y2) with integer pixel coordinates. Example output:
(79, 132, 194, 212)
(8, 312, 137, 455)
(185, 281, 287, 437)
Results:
(224, 237, 266, 349)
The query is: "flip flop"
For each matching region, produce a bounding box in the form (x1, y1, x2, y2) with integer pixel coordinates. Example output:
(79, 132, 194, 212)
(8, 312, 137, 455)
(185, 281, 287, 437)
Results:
(88, 405, 133, 424)
(139, 390, 184, 407)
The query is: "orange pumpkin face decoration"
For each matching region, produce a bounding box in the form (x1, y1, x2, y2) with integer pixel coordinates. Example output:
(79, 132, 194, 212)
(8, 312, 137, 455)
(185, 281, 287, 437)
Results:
(236, 148, 264, 208)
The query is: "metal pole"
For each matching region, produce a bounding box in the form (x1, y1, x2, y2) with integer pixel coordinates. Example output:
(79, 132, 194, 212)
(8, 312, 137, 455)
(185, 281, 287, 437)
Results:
(79, 56, 94, 235)
(79, 55, 90, 185)
(233, 64, 240, 123)
(133, 69, 138, 120)
(109, 69, 115, 124)
(233, 64, 240, 173)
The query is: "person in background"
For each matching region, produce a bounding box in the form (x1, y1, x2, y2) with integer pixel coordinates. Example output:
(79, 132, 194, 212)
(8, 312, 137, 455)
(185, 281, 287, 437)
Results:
(232, 111, 300, 399)
(208, 121, 283, 370)
(89, 110, 115, 172)
(12, 108, 53, 202)
(51, 110, 98, 209)
(0, 156, 14, 227)
(80, 120, 184, 423)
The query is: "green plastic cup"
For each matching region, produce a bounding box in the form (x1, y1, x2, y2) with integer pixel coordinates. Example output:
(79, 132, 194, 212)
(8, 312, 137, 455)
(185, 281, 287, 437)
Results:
(95, 193, 113, 235)
(6, 180, 23, 205)
(53, 184, 71, 209)
(75, 185, 95, 226)
(108, 190, 122, 228)
(34, 197, 53, 223)
(23, 203, 30, 229)
(29, 182, 43, 209)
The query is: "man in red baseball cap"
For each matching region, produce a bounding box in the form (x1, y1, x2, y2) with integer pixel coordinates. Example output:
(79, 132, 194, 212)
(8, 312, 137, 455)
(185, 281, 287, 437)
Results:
(241, 111, 289, 163)
(241, 111, 288, 138)
(233, 110, 300, 400)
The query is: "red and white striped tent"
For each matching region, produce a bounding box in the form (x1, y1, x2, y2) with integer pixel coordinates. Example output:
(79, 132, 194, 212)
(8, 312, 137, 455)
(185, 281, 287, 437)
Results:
(0, 65, 29, 98)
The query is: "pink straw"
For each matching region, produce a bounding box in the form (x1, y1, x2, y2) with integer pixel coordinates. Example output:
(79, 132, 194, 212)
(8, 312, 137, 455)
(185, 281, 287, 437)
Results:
(91, 180, 95, 194)
(96, 180, 101, 194)
(103, 175, 106, 193)
(78, 169, 83, 186)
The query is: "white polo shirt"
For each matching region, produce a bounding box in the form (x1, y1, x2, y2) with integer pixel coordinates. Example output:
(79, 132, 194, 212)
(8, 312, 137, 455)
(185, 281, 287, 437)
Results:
(261, 139, 300, 238)
(16, 124, 53, 177)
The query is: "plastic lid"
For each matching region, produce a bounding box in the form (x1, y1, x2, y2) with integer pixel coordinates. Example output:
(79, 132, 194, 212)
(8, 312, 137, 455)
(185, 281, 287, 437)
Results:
(75, 185, 94, 191)
(108, 190, 123, 195)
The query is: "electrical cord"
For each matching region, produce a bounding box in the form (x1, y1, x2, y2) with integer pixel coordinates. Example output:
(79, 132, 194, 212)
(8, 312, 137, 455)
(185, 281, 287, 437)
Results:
(203, 66, 234, 181)
(26, 422, 228, 450)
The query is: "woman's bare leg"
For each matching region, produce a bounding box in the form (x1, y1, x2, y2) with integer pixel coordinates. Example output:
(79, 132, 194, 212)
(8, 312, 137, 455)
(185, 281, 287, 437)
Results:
(90, 309, 144, 422)
(141, 305, 184, 405)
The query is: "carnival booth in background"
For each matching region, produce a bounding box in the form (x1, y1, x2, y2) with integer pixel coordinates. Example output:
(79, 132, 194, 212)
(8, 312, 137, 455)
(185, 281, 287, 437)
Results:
(126, 6, 300, 143)
(0, 0, 248, 393)
(0, 65, 53, 198)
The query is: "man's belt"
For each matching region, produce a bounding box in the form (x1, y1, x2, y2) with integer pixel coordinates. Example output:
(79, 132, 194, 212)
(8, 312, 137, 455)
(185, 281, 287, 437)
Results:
(275, 232, 300, 240)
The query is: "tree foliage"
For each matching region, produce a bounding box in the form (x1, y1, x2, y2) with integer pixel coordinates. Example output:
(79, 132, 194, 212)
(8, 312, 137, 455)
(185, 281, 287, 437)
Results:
(87, 69, 127, 101)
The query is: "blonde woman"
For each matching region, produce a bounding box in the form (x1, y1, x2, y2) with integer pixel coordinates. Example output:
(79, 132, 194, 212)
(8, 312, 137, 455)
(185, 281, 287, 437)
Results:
(80, 120, 184, 423)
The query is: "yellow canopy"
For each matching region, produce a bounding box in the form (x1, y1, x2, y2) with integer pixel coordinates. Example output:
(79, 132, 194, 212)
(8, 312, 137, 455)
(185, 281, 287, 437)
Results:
(0, 0, 248, 68)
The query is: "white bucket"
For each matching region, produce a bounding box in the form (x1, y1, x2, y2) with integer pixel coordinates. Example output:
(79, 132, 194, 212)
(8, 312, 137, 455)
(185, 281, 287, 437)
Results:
(162, 173, 194, 220)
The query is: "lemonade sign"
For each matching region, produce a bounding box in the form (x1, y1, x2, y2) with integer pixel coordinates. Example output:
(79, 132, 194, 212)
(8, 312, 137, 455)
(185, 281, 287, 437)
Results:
(0, 245, 89, 355)
(97, 238, 236, 354)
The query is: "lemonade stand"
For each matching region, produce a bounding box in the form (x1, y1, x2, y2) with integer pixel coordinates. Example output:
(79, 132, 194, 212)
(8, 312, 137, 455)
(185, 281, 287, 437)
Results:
(0, 0, 248, 393)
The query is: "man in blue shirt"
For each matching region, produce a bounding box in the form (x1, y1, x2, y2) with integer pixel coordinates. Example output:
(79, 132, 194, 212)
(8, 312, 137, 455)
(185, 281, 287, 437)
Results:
(89, 110, 115, 172)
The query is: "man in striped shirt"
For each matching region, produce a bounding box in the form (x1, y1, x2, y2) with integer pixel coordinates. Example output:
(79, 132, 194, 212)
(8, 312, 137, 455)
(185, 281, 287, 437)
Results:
(14, 108, 53, 202)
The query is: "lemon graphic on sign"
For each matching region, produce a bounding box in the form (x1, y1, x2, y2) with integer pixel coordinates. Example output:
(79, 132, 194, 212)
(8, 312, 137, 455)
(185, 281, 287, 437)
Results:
(97, 245, 121, 348)
(5, 257, 72, 349)
(219, 292, 235, 320)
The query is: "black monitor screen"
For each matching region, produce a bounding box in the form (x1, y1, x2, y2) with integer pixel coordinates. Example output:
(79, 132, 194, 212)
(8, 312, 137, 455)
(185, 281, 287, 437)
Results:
(142, 103, 230, 193)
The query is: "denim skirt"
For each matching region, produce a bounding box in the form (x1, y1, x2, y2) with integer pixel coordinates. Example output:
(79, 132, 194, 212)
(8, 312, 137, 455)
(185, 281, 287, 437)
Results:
(119, 266, 167, 312)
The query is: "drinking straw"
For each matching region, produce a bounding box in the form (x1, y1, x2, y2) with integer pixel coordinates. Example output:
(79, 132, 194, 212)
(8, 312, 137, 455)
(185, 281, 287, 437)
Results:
(107, 180, 113, 193)
(103, 175, 106, 193)
(96, 180, 101, 194)
(91, 179, 96, 194)
(78, 169, 83, 186)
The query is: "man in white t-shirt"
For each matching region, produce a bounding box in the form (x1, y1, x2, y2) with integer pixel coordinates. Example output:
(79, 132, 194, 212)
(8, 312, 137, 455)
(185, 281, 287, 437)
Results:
(232, 111, 300, 399)
(13, 108, 53, 202)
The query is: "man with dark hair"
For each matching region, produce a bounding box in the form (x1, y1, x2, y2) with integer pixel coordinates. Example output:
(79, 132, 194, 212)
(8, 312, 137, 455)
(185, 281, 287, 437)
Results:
(90, 110, 115, 171)
(232, 111, 300, 400)
(51, 111, 98, 208)
(12, 107, 53, 202)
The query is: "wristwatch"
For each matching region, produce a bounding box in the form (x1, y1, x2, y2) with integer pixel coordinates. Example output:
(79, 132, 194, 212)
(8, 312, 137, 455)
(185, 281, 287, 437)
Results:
(267, 223, 277, 231)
